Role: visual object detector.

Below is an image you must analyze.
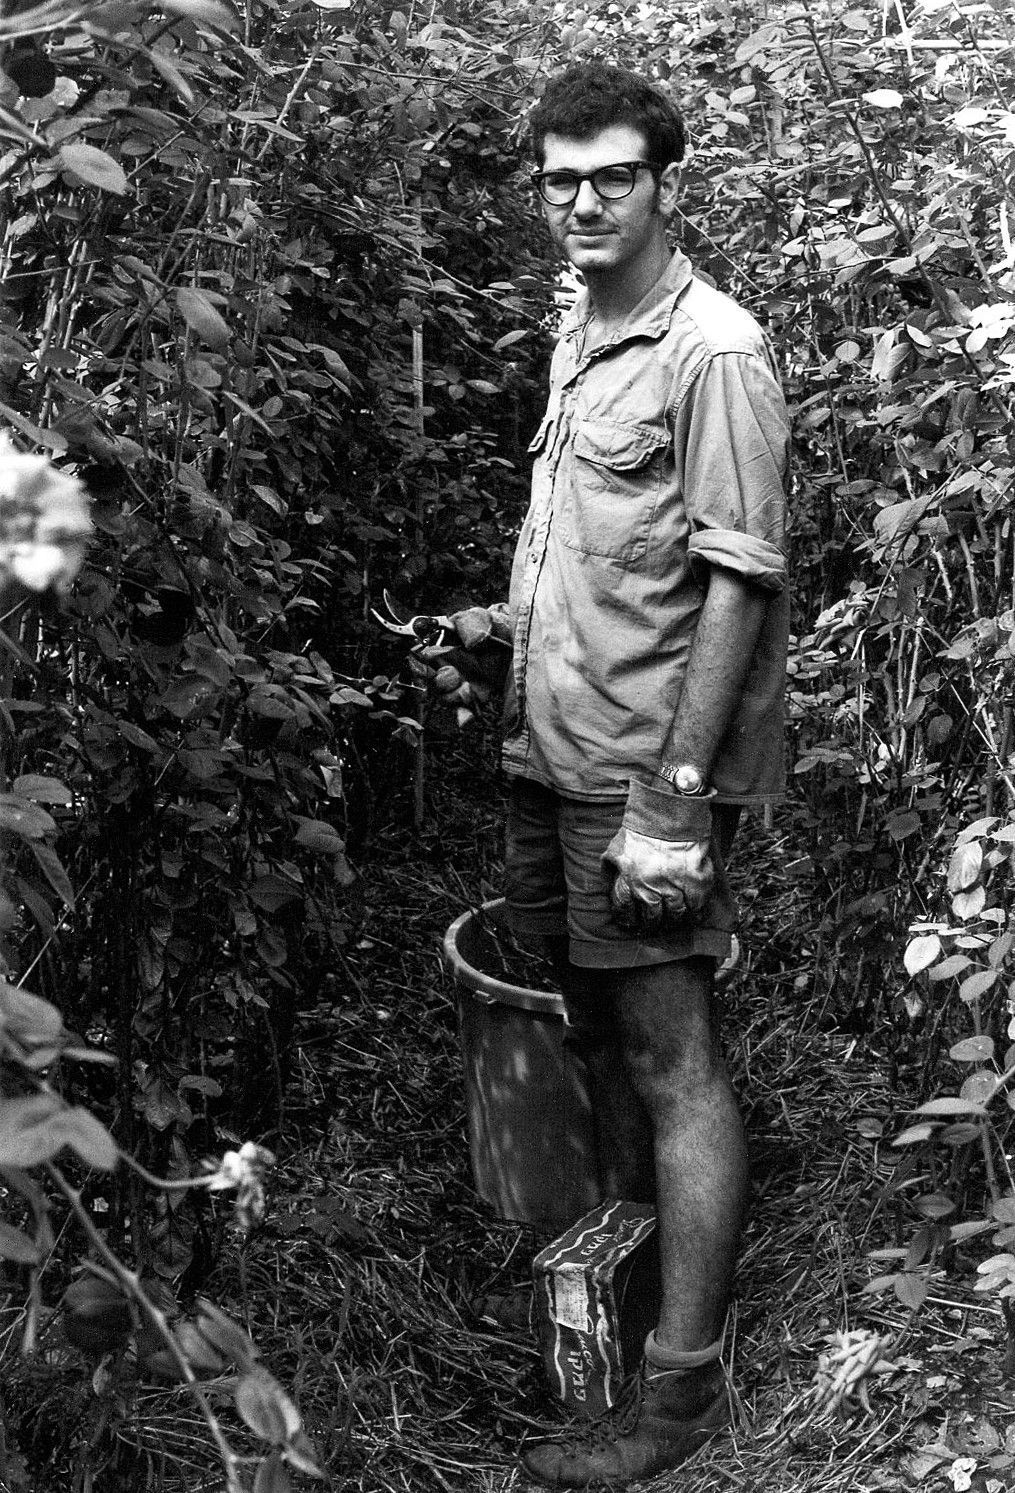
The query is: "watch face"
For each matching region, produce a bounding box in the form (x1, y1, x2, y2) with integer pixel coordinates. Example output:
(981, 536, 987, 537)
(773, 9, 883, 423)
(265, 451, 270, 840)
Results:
(674, 764, 704, 794)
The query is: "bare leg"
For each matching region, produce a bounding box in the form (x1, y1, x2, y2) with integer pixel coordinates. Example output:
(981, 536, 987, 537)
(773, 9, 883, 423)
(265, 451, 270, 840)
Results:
(521, 953, 745, 1486)
(610, 956, 746, 1350)
(546, 938, 656, 1203)
(580, 1035, 655, 1203)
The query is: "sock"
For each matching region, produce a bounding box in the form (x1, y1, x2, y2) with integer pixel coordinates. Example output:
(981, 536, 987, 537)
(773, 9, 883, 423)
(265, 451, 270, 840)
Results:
(644, 1329, 722, 1375)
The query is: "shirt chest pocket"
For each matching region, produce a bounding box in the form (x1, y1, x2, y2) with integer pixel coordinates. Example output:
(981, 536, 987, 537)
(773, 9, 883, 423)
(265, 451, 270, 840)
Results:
(560, 419, 670, 563)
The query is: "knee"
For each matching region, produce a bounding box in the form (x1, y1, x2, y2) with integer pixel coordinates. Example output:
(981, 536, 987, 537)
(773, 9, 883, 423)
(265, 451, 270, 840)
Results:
(621, 1024, 723, 1116)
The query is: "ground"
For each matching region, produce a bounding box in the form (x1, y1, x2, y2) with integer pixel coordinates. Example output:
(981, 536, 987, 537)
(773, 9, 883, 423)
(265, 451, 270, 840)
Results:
(20, 732, 1011, 1492)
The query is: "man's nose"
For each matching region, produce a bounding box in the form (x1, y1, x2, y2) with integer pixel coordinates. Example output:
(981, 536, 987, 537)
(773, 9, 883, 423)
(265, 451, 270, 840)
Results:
(572, 179, 603, 216)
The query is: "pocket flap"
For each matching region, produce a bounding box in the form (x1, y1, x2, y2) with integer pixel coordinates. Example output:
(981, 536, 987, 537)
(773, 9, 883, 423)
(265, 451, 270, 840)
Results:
(573, 420, 668, 470)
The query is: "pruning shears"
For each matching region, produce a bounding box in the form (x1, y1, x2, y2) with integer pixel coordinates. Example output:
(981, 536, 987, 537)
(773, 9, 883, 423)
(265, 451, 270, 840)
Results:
(370, 589, 455, 650)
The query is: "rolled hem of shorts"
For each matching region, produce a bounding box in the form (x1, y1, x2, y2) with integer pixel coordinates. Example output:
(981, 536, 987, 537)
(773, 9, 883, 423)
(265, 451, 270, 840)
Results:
(568, 927, 733, 970)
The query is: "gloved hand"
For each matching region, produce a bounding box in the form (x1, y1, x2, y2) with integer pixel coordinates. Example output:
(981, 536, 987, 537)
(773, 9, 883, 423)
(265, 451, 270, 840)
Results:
(420, 603, 512, 724)
(602, 778, 715, 935)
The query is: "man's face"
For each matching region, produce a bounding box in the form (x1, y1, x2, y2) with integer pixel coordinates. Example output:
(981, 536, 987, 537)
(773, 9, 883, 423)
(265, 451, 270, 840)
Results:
(538, 124, 679, 280)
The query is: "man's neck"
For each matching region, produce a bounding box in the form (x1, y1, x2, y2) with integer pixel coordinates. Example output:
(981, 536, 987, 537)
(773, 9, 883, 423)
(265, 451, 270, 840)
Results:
(583, 241, 672, 331)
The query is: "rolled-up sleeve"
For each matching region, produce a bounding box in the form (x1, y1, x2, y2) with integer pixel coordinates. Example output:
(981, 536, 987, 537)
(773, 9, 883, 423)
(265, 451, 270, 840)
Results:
(676, 350, 790, 594)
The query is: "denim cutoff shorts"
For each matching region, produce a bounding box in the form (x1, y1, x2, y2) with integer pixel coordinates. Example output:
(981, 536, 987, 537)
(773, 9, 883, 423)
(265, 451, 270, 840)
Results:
(504, 777, 740, 972)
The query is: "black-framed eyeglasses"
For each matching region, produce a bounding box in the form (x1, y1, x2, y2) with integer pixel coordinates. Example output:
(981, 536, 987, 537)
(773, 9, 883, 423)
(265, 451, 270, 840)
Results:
(530, 160, 661, 206)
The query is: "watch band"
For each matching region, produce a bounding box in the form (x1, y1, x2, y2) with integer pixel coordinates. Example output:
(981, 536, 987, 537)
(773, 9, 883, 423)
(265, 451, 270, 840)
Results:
(658, 762, 707, 795)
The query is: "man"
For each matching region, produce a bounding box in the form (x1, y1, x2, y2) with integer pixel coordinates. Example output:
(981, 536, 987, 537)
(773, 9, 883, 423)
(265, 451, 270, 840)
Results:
(430, 61, 790, 1488)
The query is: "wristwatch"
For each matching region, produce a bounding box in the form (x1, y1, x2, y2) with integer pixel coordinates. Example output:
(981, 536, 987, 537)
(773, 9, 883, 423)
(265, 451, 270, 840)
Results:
(658, 763, 708, 796)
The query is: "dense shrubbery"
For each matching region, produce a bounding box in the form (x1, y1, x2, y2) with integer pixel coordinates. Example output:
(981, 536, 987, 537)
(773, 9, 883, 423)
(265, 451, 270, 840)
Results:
(2, 0, 1015, 1480)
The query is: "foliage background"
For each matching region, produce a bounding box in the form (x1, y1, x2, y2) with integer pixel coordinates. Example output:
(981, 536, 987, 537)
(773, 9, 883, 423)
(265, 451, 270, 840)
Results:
(1, 0, 1015, 1484)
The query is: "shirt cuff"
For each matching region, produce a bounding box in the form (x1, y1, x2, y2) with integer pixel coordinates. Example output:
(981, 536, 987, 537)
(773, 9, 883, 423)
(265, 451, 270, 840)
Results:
(624, 778, 715, 840)
(687, 529, 787, 593)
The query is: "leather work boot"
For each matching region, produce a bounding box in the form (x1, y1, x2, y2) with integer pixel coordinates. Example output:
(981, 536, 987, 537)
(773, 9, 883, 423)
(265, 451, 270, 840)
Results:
(521, 1359, 728, 1489)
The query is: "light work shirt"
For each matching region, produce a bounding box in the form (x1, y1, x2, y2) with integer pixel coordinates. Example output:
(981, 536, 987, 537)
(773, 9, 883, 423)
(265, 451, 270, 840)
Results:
(501, 250, 791, 804)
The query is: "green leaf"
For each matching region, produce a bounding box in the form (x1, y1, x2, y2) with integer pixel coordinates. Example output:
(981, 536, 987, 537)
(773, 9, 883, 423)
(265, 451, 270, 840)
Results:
(894, 1272, 928, 1311)
(56, 1107, 118, 1171)
(976, 1253, 1015, 1274)
(913, 1192, 955, 1220)
(247, 687, 292, 720)
(873, 496, 928, 543)
(283, 1429, 323, 1477)
(196, 1301, 258, 1367)
(16, 877, 54, 938)
(952, 886, 986, 921)
(988, 933, 1015, 968)
(948, 1220, 994, 1241)
(904, 934, 940, 976)
(0, 795, 57, 841)
(956, 817, 999, 845)
(176, 288, 230, 351)
(948, 840, 983, 892)
(117, 721, 161, 754)
(928, 954, 972, 983)
(0, 1220, 40, 1264)
(939, 1122, 982, 1146)
(147, 46, 196, 105)
(254, 1452, 293, 1493)
(235, 1369, 301, 1443)
(493, 329, 529, 352)
(887, 809, 921, 842)
(892, 1122, 939, 1146)
(959, 968, 999, 1002)
(58, 142, 128, 195)
(861, 1272, 900, 1295)
(160, 675, 221, 720)
(949, 1035, 995, 1062)
(0, 982, 63, 1043)
(870, 332, 909, 384)
(960, 1071, 997, 1106)
(293, 820, 344, 854)
(175, 1319, 224, 1372)
(248, 876, 301, 912)
(30, 843, 75, 910)
(12, 775, 72, 806)
(157, 0, 238, 26)
(915, 1096, 988, 1117)
(0, 1094, 65, 1167)
(905, 1224, 934, 1269)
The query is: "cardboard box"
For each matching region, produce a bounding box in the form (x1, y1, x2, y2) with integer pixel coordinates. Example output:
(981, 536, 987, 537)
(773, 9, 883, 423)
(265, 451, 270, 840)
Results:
(532, 1200, 660, 1417)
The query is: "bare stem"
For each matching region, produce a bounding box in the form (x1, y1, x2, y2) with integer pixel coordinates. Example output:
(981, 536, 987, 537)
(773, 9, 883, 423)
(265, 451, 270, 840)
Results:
(45, 1163, 243, 1493)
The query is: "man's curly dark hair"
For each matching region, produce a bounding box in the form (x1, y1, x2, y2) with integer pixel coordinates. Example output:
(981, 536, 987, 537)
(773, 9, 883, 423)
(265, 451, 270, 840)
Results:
(528, 62, 685, 169)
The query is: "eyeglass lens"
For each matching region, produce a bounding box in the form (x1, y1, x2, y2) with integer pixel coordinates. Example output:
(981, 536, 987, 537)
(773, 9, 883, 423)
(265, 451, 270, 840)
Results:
(538, 164, 642, 204)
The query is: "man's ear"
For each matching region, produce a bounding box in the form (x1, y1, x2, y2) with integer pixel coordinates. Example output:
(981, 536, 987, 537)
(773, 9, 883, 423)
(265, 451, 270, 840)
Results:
(658, 161, 681, 218)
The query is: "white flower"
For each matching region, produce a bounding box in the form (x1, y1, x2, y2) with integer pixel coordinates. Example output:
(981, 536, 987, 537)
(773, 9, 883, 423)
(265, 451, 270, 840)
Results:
(204, 1140, 274, 1230)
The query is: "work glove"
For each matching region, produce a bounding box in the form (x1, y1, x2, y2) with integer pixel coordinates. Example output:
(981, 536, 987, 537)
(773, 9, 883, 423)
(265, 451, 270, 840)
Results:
(602, 778, 716, 936)
(420, 603, 512, 724)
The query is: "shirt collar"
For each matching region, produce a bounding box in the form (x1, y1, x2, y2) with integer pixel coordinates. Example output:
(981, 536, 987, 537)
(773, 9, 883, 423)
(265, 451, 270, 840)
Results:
(563, 249, 695, 353)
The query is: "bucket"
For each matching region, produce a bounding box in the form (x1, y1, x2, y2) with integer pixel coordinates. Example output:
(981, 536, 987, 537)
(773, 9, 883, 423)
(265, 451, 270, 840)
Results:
(443, 898, 602, 1228)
